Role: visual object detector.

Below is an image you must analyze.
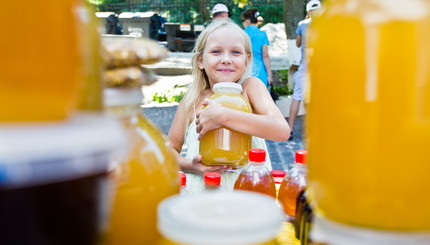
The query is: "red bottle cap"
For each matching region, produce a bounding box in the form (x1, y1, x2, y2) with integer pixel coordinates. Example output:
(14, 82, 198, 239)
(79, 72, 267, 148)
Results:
(249, 148, 266, 162)
(295, 150, 307, 164)
(204, 172, 221, 187)
(270, 170, 286, 178)
(179, 172, 186, 187)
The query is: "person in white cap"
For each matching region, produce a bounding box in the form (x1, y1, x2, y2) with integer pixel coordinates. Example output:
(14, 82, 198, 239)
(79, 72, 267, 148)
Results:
(211, 3, 231, 20)
(288, 0, 321, 140)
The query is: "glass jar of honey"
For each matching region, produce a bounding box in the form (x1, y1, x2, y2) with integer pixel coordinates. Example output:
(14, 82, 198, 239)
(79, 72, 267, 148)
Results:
(0, 114, 127, 244)
(103, 88, 180, 245)
(0, 1, 85, 121)
(199, 82, 252, 167)
(307, 0, 430, 231)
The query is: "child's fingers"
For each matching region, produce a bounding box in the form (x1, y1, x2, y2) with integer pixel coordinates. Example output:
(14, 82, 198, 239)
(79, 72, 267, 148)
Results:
(201, 165, 230, 174)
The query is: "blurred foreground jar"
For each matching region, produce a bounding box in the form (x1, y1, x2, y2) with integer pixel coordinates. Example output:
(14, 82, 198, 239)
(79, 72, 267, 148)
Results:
(103, 88, 180, 245)
(307, 0, 430, 231)
(199, 82, 252, 167)
(0, 115, 127, 245)
(0, 1, 88, 121)
(157, 191, 284, 245)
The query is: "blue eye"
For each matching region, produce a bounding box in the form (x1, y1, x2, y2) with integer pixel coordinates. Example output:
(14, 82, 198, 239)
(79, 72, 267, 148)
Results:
(211, 50, 221, 54)
(232, 50, 242, 55)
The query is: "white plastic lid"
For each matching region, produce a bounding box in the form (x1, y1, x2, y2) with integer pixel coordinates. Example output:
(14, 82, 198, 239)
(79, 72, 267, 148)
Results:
(311, 215, 430, 245)
(103, 88, 144, 106)
(213, 82, 243, 93)
(0, 114, 128, 188)
(157, 191, 284, 245)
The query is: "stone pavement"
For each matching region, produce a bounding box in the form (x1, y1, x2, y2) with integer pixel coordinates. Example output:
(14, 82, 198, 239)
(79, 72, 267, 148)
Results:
(142, 51, 305, 173)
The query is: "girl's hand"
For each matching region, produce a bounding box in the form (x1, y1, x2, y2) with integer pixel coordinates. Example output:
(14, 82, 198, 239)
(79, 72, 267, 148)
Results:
(190, 155, 232, 175)
(195, 99, 224, 139)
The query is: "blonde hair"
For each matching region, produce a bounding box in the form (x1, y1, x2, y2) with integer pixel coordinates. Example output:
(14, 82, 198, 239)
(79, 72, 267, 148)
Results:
(183, 19, 253, 127)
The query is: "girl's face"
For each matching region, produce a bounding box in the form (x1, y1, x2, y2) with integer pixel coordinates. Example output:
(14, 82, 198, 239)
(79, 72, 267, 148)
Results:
(198, 27, 250, 87)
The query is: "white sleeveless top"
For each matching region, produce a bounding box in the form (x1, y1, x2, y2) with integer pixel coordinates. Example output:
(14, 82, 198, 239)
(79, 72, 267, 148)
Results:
(181, 120, 272, 194)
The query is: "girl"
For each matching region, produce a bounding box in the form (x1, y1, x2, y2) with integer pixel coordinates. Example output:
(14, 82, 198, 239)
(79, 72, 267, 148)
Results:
(167, 19, 290, 193)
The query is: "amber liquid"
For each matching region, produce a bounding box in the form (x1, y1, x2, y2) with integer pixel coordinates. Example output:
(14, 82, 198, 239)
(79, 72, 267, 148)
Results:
(234, 171, 277, 199)
(0, 1, 83, 121)
(157, 238, 279, 245)
(307, 0, 430, 230)
(278, 178, 304, 217)
(106, 111, 179, 245)
(200, 91, 252, 167)
(0, 173, 107, 245)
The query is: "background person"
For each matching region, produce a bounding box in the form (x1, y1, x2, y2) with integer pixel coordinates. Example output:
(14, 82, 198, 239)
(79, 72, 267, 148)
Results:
(211, 3, 231, 20)
(105, 13, 123, 34)
(241, 9, 273, 88)
(288, 0, 321, 140)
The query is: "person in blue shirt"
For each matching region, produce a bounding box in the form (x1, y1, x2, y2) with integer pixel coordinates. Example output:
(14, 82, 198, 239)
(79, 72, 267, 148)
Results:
(288, 0, 321, 140)
(241, 9, 273, 88)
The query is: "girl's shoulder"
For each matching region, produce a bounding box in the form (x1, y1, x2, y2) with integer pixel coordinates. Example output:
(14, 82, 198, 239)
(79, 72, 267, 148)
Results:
(241, 77, 268, 99)
(242, 77, 265, 90)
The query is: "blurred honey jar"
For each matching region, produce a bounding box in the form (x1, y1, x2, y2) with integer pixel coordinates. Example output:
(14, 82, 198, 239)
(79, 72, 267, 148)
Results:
(101, 36, 179, 245)
(0, 115, 127, 245)
(0, 0, 94, 121)
(157, 191, 284, 245)
(307, 0, 430, 232)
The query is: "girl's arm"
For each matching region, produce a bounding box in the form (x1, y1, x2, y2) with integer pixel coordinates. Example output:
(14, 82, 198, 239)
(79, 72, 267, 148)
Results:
(168, 100, 231, 175)
(262, 45, 273, 85)
(196, 78, 290, 141)
(296, 34, 302, 48)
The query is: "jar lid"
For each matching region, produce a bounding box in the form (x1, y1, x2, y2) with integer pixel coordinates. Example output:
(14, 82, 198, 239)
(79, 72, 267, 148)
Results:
(204, 172, 221, 187)
(158, 191, 284, 245)
(270, 170, 286, 178)
(311, 215, 430, 245)
(179, 172, 186, 187)
(0, 114, 127, 188)
(249, 148, 266, 162)
(295, 150, 307, 164)
(213, 82, 242, 93)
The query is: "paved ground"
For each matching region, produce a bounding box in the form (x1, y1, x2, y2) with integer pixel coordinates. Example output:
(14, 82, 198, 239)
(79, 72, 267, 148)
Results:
(142, 52, 305, 172)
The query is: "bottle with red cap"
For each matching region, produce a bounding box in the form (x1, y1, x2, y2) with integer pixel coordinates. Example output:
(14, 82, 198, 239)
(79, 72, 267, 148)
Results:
(278, 150, 307, 218)
(234, 148, 276, 199)
(270, 170, 287, 198)
(204, 172, 222, 190)
(179, 172, 187, 194)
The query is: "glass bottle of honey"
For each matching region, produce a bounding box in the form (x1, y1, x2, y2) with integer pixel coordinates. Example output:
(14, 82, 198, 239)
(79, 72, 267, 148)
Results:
(234, 148, 277, 199)
(278, 150, 307, 218)
(199, 82, 252, 168)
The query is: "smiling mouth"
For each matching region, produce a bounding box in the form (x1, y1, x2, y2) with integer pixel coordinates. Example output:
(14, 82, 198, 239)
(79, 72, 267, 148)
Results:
(217, 69, 235, 73)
